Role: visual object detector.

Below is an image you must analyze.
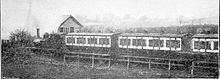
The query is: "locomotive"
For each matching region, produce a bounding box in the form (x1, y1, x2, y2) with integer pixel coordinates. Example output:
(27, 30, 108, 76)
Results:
(65, 32, 219, 59)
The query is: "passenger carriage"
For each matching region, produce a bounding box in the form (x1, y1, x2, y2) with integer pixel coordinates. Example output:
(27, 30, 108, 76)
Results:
(118, 33, 189, 50)
(65, 33, 120, 53)
(192, 34, 219, 53)
(117, 33, 192, 56)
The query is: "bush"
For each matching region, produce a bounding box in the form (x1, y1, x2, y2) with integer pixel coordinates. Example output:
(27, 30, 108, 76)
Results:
(2, 29, 34, 64)
(40, 33, 68, 57)
(9, 29, 34, 47)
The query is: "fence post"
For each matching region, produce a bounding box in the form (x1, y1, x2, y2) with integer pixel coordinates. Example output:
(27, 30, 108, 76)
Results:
(50, 53, 52, 64)
(92, 55, 94, 68)
(63, 54, 66, 65)
(168, 60, 171, 77)
(108, 57, 111, 69)
(77, 54, 80, 68)
(191, 61, 194, 77)
(127, 57, 130, 70)
(148, 59, 151, 69)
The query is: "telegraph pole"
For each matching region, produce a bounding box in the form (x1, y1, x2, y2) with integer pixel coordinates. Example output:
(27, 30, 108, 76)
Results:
(24, 0, 32, 30)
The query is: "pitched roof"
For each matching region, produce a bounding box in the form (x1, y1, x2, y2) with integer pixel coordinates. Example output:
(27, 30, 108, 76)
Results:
(193, 34, 219, 38)
(59, 15, 83, 27)
(66, 33, 120, 36)
(120, 33, 186, 37)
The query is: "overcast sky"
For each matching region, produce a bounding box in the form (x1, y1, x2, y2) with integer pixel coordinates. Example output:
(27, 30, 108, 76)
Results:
(1, 0, 219, 39)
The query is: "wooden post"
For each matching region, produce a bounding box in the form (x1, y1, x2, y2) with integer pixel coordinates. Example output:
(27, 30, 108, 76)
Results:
(191, 61, 194, 77)
(50, 53, 52, 64)
(108, 57, 111, 69)
(77, 54, 80, 67)
(92, 55, 94, 68)
(148, 59, 151, 69)
(63, 54, 66, 65)
(168, 60, 171, 77)
(127, 57, 130, 70)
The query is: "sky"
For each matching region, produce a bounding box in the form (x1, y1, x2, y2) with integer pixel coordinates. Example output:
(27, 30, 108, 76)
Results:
(1, 0, 219, 39)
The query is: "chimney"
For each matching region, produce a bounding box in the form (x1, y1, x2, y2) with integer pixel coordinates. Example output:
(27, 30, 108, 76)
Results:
(37, 27, 40, 38)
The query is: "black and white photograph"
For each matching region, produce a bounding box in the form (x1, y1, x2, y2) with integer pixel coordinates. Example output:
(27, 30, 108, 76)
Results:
(1, 0, 219, 78)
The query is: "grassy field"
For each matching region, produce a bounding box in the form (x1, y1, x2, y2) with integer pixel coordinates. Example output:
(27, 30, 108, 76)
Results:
(1, 53, 217, 79)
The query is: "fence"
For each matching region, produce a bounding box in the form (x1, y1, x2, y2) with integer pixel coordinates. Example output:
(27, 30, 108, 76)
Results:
(63, 52, 218, 77)
(12, 47, 218, 77)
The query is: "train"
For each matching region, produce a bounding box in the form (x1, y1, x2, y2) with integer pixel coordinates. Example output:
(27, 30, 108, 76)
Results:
(65, 32, 219, 59)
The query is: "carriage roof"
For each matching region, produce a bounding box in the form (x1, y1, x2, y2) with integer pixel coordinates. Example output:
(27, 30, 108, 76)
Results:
(119, 33, 186, 38)
(193, 34, 218, 38)
(66, 33, 119, 36)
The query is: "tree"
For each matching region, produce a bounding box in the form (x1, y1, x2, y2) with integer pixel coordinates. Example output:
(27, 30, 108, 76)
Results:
(9, 29, 34, 47)
(2, 29, 34, 64)
(43, 32, 49, 38)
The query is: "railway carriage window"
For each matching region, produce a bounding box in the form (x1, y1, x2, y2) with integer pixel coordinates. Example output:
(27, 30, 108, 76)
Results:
(194, 41, 200, 49)
(214, 41, 218, 50)
(77, 38, 86, 44)
(205, 41, 211, 50)
(88, 38, 97, 44)
(133, 39, 137, 46)
(133, 39, 146, 46)
(120, 39, 131, 46)
(159, 40, 164, 47)
(99, 38, 109, 45)
(194, 41, 206, 49)
(201, 41, 206, 49)
(155, 39, 163, 47)
(149, 39, 163, 47)
(166, 40, 180, 48)
(149, 39, 154, 47)
(71, 37, 75, 43)
(174, 40, 180, 48)
(67, 37, 75, 43)
(67, 37, 71, 43)
(142, 39, 146, 46)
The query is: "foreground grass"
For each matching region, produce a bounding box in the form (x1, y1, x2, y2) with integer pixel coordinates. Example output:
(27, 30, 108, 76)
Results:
(2, 54, 217, 79)
(2, 63, 154, 79)
(1, 55, 174, 79)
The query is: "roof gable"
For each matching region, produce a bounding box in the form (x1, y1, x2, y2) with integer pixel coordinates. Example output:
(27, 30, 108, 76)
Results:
(59, 15, 83, 27)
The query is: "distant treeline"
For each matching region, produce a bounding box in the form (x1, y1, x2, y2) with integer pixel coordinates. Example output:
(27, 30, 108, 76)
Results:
(131, 24, 218, 34)
(81, 24, 218, 35)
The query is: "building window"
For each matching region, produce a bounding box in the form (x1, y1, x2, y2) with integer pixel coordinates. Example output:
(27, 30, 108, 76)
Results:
(88, 38, 97, 44)
(65, 28, 69, 33)
(99, 38, 109, 45)
(60, 27, 63, 32)
(70, 27, 74, 33)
